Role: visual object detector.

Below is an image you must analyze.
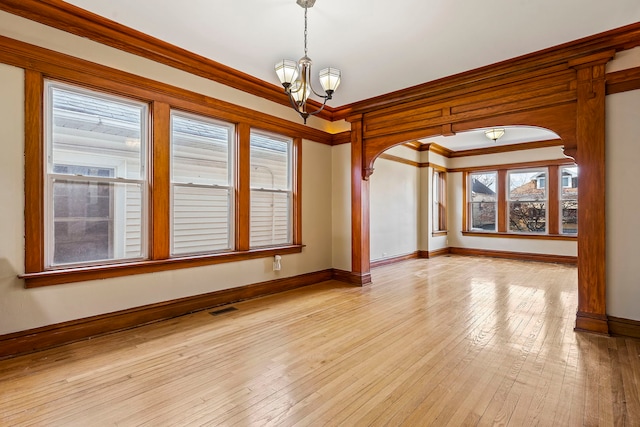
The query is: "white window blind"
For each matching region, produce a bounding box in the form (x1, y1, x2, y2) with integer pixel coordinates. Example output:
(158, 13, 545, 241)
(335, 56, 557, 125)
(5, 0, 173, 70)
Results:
(249, 131, 292, 248)
(170, 112, 234, 255)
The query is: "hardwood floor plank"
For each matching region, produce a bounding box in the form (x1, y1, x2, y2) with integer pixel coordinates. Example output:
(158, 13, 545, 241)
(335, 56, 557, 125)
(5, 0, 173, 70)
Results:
(0, 256, 638, 426)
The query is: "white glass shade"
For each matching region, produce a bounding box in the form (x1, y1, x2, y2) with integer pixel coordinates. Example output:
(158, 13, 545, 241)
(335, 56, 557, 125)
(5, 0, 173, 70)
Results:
(484, 128, 505, 141)
(319, 67, 341, 93)
(290, 81, 311, 104)
(275, 59, 299, 86)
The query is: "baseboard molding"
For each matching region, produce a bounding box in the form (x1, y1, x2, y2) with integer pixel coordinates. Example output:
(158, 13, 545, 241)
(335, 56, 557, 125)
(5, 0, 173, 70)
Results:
(332, 269, 372, 286)
(370, 252, 418, 268)
(418, 248, 451, 259)
(0, 269, 333, 360)
(608, 316, 640, 339)
(575, 311, 610, 335)
(449, 247, 577, 265)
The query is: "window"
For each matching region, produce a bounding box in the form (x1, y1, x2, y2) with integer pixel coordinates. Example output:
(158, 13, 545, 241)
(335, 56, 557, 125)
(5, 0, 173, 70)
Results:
(560, 166, 578, 234)
(25, 74, 304, 287)
(508, 169, 547, 233)
(469, 172, 497, 231)
(171, 112, 234, 255)
(250, 130, 293, 247)
(45, 81, 148, 267)
(433, 170, 447, 232)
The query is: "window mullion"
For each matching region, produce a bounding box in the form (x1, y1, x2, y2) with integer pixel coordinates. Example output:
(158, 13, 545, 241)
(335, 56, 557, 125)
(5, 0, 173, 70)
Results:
(236, 123, 251, 251)
(498, 169, 507, 232)
(152, 101, 171, 260)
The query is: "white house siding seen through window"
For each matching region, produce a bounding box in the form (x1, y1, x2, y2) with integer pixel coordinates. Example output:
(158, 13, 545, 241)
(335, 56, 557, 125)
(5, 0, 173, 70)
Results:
(250, 131, 292, 248)
(469, 172, 497, 231)
(171, 112, 234, 255)
(45, 82, 147, 267)
(508, 169, 548, 233)
(561, 166, 578, 234)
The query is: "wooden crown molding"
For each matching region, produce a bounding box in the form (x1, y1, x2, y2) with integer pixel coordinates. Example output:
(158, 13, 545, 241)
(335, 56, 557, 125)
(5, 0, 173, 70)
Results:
(606, 66, 640, 95)
(2, 1, 639, 125)
(333, 22, 640, 120)
(0, 0, 338, 122)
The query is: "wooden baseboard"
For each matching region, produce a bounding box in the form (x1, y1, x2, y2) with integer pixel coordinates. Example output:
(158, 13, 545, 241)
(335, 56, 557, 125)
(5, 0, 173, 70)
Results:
(370, 252, 418, 268)
(449, 247, 577, 265)
(332, 269, 372, 286)
(0, 269, 333, 360)
(418, 248, 451, 259)
(608, 316, 640, 339)
(575, 311, 610, 335)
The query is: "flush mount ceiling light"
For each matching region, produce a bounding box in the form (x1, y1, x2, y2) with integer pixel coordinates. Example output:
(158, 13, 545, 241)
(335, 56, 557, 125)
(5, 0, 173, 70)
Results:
(274, 0, 341, 124)
(484, 128, 505, 142)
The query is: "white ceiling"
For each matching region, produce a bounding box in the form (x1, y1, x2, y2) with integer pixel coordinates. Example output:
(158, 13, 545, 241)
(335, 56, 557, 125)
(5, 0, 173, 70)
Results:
(420, 126, 559, 151)
(62, 0, 640, 108)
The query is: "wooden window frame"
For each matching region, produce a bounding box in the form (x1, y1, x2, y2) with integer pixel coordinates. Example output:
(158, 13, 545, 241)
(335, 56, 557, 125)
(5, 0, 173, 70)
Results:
(432, 168, 447, 235)
(462, 161, 577, 240)
(22, 73, 303, 288)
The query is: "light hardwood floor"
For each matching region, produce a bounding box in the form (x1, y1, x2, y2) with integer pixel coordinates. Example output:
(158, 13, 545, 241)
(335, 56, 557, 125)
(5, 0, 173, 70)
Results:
(1, 256, 639, 426)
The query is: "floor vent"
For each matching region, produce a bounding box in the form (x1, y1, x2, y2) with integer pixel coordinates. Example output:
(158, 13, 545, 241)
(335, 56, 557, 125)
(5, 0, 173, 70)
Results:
(209, 307, 238, 316)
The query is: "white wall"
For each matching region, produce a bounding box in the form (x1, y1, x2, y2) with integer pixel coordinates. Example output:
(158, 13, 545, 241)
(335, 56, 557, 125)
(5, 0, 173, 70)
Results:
(0, 15, 333, 334)
(606, 88, 640, 321)
(447, 146, 578, 257)
(331, 143, 351, 271)
(369, 156, 419, 261)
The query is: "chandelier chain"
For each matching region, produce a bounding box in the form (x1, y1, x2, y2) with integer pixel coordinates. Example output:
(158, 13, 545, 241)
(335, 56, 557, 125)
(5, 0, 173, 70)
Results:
(304, 6, 308, 57)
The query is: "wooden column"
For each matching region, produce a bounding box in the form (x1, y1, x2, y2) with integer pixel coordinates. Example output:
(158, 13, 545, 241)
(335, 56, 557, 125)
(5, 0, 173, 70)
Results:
(349, 116, 372, 286)
(569, 51, 615, 335)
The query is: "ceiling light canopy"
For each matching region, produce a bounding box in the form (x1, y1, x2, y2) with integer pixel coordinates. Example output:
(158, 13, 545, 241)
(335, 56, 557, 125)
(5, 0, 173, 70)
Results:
(274, 0, 341, 124)
(484, 128, 505, 142)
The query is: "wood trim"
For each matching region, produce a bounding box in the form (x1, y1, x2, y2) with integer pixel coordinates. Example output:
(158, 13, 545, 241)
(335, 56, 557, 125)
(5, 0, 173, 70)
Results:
(606, 66, 640, 95)
(331, 269, 372, 286)
(449, 247, 577, 265)
(418, 248, 451, 258)
(331, 131, 351, 146)
(608, 316, 640, 339)
(449, 158, 575, 173)
(151, 101, 171, 259)
(403, 141, 422, 151)
(497, 169, 507, 232)
(293, 137, 303, 245)
(0, 0, 337, 122)
(430, 163, 448, 172)
(333, 22, 640, 120)
(449, 139, 565, 158)
(370, 252, 418, 268)
(547, 165, 560, 235)
(462, 172, 468, 232)
(425, 143, 453, 157)
(575, 311, 609, 335)
(432, 231, 448, 237)
(0, 268, 334, 360)
(351, 119, 371, 278)
(461, 231, 576, 241)
(24, 69, 44, 273)
(0, 34, 333, 145)
(377, 153, 420, 168)
(20, 245, 304, 288)
(235, 123, 251, 251)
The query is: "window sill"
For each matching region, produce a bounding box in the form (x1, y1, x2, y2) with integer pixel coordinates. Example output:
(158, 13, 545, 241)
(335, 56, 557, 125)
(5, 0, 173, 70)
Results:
(462, 231, 576, 241)
(20, 245, 304, 288)
(432, 231, 448, 237)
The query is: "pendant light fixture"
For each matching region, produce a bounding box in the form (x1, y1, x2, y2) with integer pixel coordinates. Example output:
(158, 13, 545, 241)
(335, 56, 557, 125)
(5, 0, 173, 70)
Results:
(484, 128, 505, 142)
(274, 0, 341, 124)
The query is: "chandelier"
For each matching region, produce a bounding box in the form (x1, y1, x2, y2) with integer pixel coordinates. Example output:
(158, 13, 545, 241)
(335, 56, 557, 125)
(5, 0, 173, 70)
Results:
(274, 0, 341, 124)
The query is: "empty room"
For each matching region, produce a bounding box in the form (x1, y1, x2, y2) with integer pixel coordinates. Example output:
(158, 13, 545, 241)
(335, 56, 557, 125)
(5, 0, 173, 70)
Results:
(1, 1, 640, 425)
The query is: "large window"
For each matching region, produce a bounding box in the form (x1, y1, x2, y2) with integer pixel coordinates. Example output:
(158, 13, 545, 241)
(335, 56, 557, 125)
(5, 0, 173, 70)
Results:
(508, 168, 547, 233)
(250, 131, 293, 247)
(171, 112, 234, 255)
(469, 172, 497, 231)
(464, 163, 577, 237)
(45, 82, 147, 267)
(25, 77, 304, 287)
